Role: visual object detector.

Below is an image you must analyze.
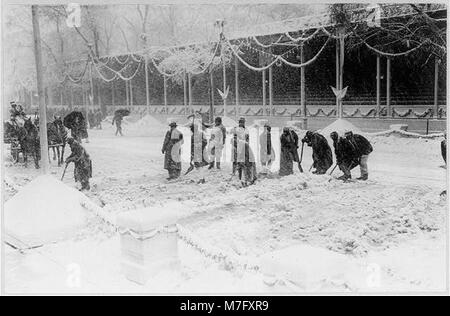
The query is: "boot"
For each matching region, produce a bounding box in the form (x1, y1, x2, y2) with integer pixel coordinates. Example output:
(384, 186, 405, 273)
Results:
(357, 174, 368, 181)
(338, 174, 351, 181)
(208, 162, 215, 170)
(216, 162, 221, 169)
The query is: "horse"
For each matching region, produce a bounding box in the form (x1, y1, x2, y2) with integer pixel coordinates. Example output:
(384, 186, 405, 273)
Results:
(47, 116, 68, 166)
(19, 118, 41, 169)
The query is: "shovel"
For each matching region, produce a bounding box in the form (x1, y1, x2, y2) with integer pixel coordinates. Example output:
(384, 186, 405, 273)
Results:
(61, 163, 69, 181)
(298, 142, 305, 173)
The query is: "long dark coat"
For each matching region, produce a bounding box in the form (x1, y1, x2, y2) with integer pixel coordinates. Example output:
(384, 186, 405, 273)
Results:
(333, 137, 359, 172)
(279, 130, 299, 176)
(67, 141, 92, 183)
(162, 128, 184, 171)
(303, 132, 333, 173)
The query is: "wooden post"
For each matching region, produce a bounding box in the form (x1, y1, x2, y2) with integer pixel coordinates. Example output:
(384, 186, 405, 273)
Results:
(300, 43, 306, 129)
(188, 73, 192, 113)
(376, 55, 381, 117)
(269, 65, 273, 117)
(31, 5, 49, 174)
(183, 72, 187, 114)
(163, 75, 168, 113)
(222, 56, 227, 117)
(130, 79, 133, 106)
(339, 28, 345, 118)
(89, 62, 94, 120)
(111, 80, 115, 106)
(335, 38, 340, 117)
(210, 68, 215, 120)
(235, 58, 239, 118)
(386, 58, 391, 117)
(262, 69, 266, 114)
(145, 57, 150, 112)
(125, 80, 129, 106)
(434, 58, 439, 118)
(70, 86, 74, 110)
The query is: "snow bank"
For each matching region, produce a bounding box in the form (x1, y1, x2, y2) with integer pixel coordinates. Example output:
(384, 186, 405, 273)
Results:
(259, 244, 365, 291)
(221, 117, 238, 128)
(320, 119, 362, 136)
(4, 175, 91, 249)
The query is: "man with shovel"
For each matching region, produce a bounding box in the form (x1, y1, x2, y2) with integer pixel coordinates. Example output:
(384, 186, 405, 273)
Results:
(63, 137, 92, 191)
(279, 127, 302, 176)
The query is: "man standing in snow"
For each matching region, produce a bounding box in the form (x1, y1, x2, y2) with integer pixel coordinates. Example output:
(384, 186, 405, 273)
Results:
(65, 137, 92, 191)
(302, 130, 333, 174)
(208, 117, 227, 170)
(112, 112, 123, 136)
(279, 127, 300, 176)
(162, 121, 184, 180)
(441, 132, 446, 164)
(231, 117, 249, 175)
(330, 131, 359, 181)
(236, 138, 257, 186)
(344, 131, 373, 180)
(260, 122, 275, 173)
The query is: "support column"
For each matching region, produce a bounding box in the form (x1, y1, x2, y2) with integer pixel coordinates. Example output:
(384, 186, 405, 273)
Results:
(188, 73, 192, 114)
(235, 58, 239, 118)
(183, 72, 187, 114)
(386, 58, 391, 117)
(300, 43, 306, 128)
(210, 69, 215, 119)
(434, 58, 440, 118)
(145, 57, 150, 112)
(111, 81, 115, 106)
(163, 75, 168, 113)
(262, 69, 266, 114)
(129, 79, 133, 106)
(125, 80, 129, 106)
(335, 38, 340, 117)
(222, 57, 227, 117)
(89, 62, 94, 121)
(70, 86, 74, 110)
(339, 28, 345, 118)
(376, 55, 381, 117)
(269, 66, 273, 117)
(31, 5, 49, 173)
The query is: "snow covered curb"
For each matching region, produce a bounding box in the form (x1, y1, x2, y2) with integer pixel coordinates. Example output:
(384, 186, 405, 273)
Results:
(365, 129, 445, 139)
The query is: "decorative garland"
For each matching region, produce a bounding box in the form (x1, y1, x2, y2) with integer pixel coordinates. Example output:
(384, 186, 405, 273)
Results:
(307, 108, 337, 117)
(343, 108, 378, 118)
(226, 36, 331, 72)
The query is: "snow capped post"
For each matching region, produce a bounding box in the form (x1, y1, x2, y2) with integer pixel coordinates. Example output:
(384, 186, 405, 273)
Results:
(117, 208, 183, 285)
(31, 5, 49, 174)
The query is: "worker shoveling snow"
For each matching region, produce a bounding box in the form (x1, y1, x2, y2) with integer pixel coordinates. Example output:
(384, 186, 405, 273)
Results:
(4, 175, 94, 250)
(320, 119, 362, 137)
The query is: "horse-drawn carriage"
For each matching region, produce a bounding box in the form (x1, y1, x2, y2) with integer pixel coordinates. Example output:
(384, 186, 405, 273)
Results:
(3, 121, 23, 161)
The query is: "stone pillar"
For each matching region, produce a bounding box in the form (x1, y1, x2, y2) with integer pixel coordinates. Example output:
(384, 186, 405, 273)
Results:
(117, 208, 182, 285)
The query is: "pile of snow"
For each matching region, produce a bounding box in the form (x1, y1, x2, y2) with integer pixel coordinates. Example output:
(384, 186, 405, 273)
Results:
(221, 116, 238, 128)
(4, 175, 92, 249)
(320, 119, 362, 137)
(133, 115, 166, 130)
(259, 244, 365, 291)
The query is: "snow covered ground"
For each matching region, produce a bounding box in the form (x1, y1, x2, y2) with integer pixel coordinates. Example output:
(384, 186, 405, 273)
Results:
(3, 117, 448, 294)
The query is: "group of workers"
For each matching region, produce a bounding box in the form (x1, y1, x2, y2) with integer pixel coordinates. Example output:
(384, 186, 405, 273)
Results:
(161, 114, 374, 185)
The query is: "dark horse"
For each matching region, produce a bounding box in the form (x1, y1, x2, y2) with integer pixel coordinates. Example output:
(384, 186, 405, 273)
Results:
(47, 116, 68, 166)
(18, 118, 41, 169)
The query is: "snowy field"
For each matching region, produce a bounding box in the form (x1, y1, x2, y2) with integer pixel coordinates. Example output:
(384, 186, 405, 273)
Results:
(3, 116, 448, 294)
